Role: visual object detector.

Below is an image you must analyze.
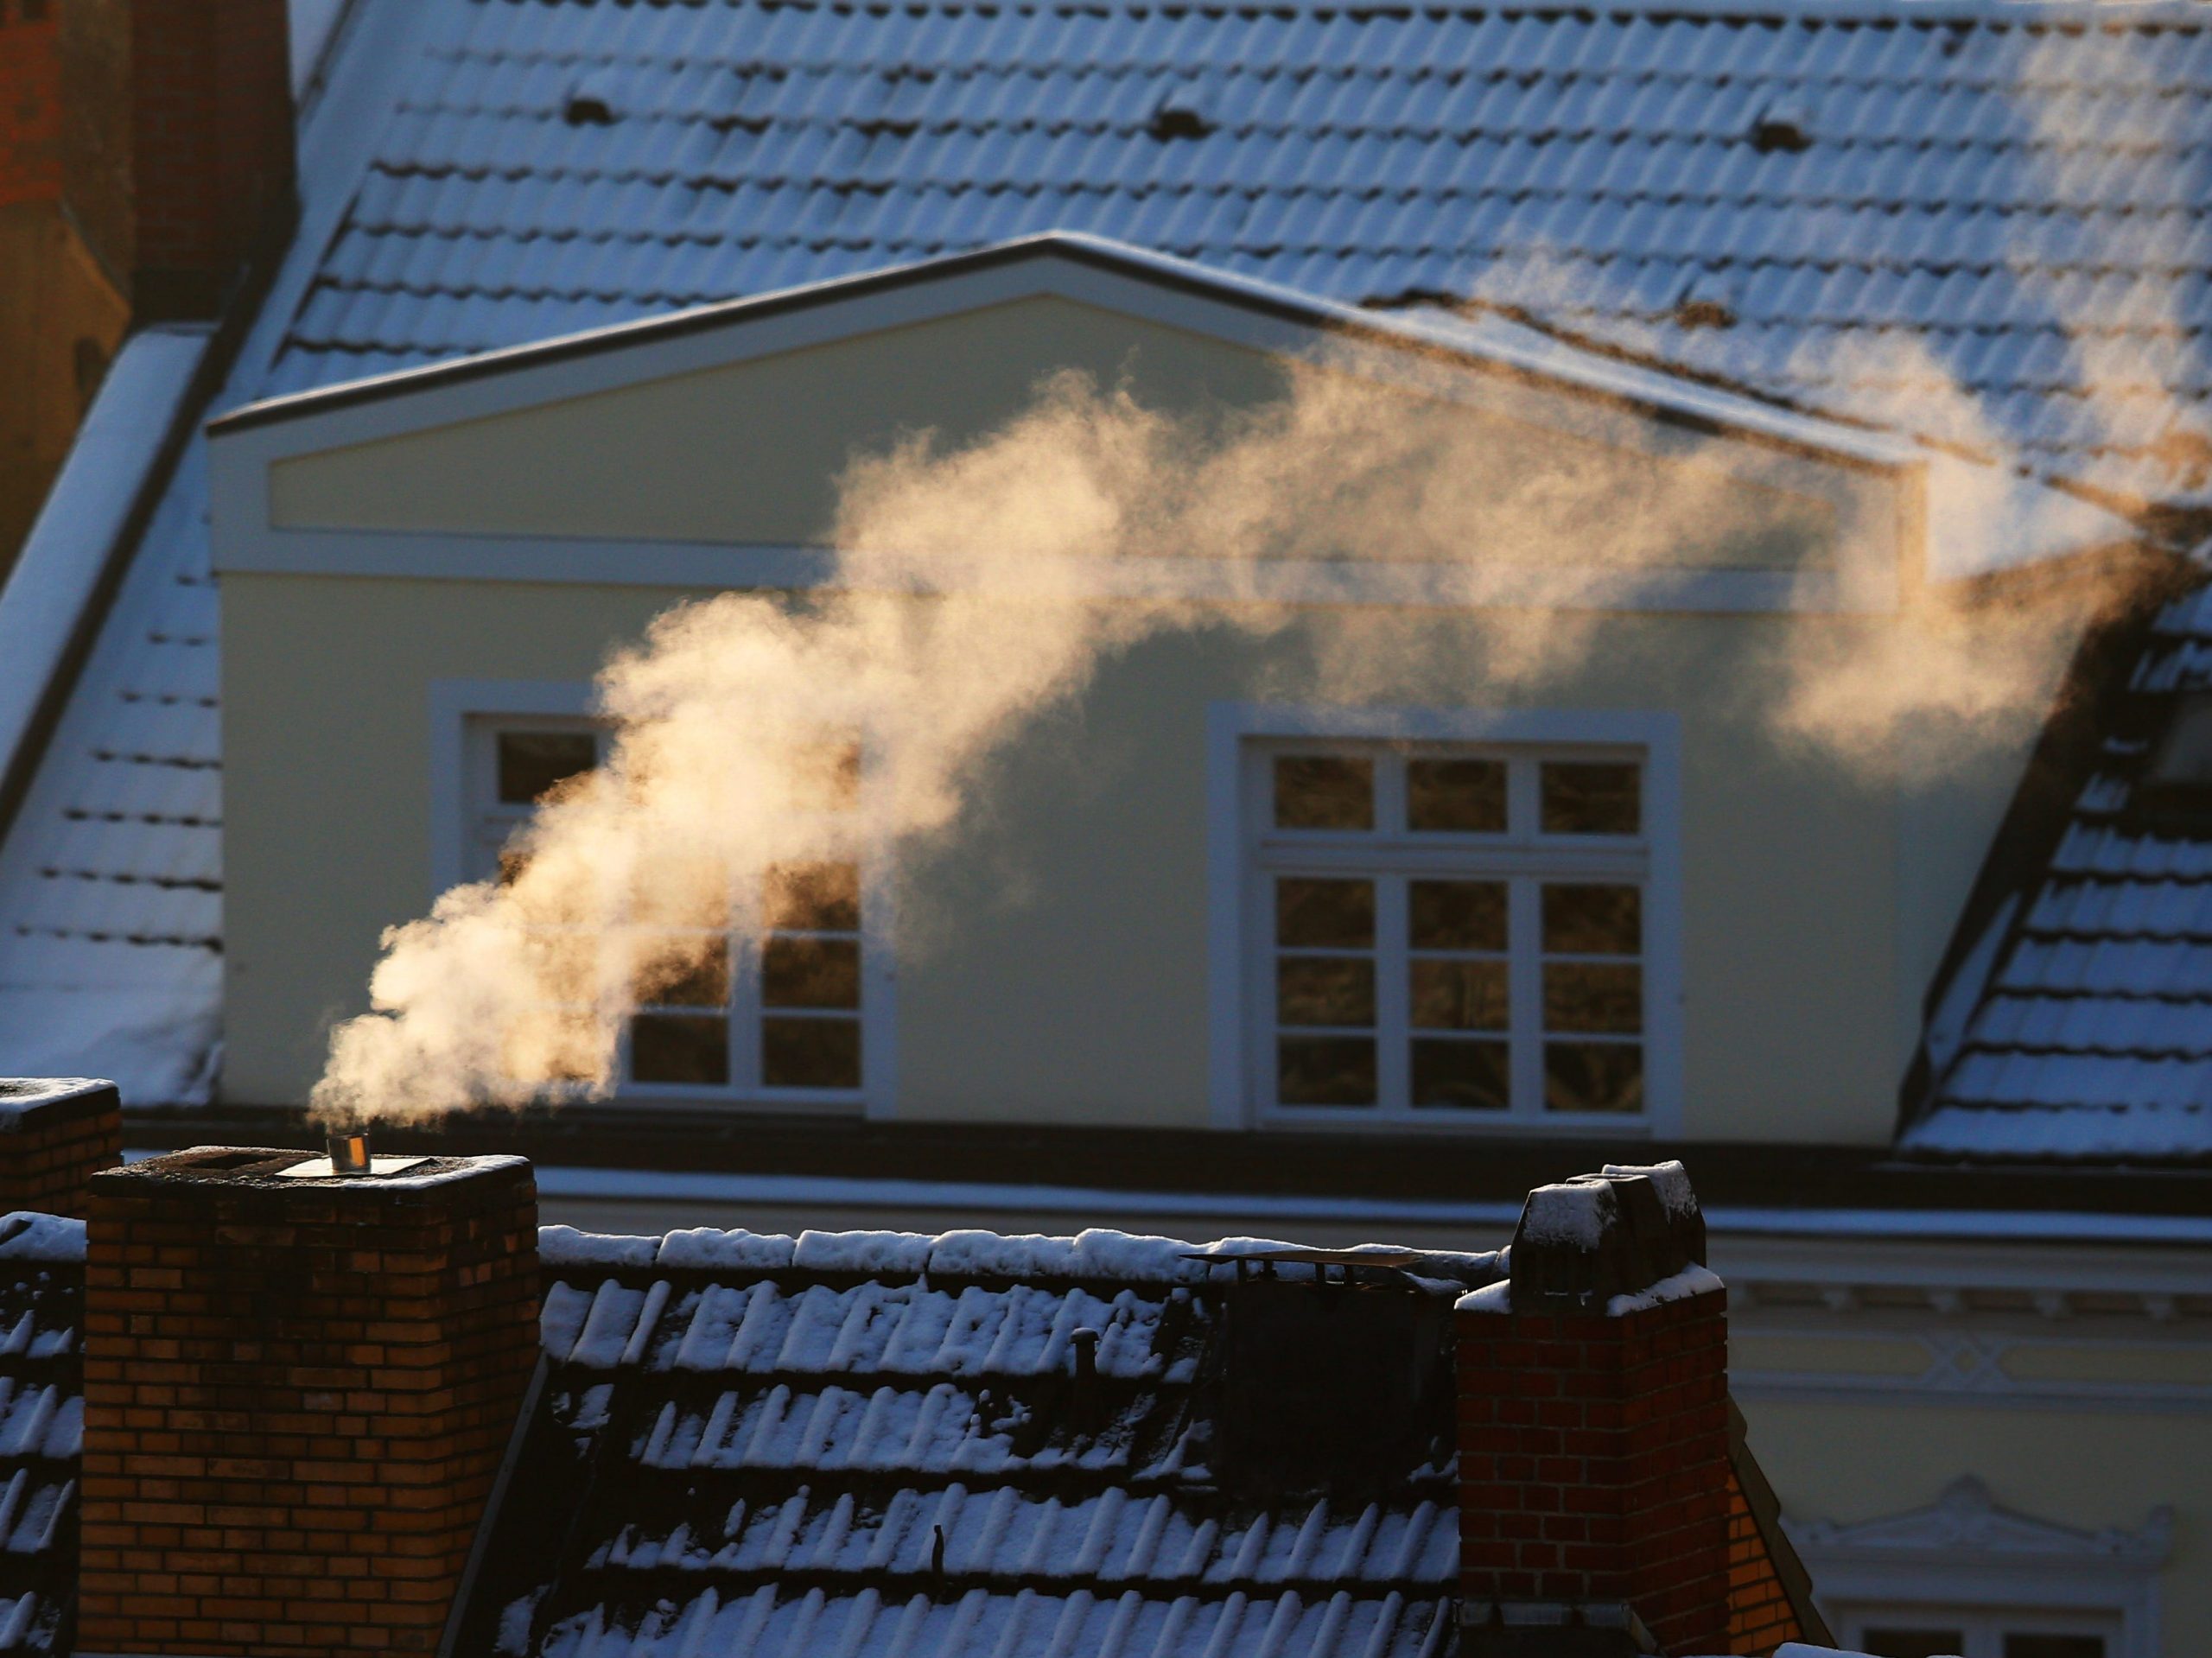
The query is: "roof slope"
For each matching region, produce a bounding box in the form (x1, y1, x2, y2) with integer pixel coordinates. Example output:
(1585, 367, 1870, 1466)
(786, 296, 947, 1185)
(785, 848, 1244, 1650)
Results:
(0, 1217, 86, 1657)
(8, 0, 2212, 1118)
(276, 0, 2212, 504)
(456, 1226, 1479, 1658)
(1912, 576, 2212, 1162)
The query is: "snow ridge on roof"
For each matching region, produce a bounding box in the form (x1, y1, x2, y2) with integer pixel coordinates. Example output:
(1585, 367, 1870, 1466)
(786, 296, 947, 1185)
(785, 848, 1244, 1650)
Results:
(458, 1223, 1483, 1656)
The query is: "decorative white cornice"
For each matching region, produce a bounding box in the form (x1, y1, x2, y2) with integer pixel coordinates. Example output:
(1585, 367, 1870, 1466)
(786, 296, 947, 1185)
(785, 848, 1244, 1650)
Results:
(1789, 1477, 2172, 1566)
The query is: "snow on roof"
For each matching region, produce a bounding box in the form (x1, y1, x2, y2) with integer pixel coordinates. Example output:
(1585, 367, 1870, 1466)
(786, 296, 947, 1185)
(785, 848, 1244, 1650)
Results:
(1910, 575, 2212, 1163)
(7, 0, 2212, 1112)
(0, 1224, 86, 1655)
(454, 1221, 1486, 1656)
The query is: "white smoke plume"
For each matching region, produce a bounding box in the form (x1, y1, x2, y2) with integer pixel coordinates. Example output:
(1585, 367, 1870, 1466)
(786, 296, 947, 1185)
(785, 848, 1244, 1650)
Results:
(310, 330, 2161, 1126)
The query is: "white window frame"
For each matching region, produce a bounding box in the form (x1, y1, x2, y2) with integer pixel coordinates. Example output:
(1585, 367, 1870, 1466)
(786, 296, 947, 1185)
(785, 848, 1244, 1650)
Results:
(1205, 704, 1683, 1134)
(429, 677, 898, 1118)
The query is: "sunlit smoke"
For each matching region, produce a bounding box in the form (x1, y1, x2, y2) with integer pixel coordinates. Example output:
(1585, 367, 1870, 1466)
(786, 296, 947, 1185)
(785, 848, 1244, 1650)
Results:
(310, 319, 2168, 1127)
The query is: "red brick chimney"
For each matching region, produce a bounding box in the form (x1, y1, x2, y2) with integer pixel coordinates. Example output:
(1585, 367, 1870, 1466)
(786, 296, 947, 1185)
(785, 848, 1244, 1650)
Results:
(60, 0, 296, 320)
(1457, 1160, 1731, 1657)
(78, 1146, 540, 1657)
(0, 1077, 122, 1218)
(0, 3, 64, 211)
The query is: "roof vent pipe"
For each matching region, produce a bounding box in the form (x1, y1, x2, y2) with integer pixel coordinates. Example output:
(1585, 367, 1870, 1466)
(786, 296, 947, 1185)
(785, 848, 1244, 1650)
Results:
(327, 1128, 370, 1175)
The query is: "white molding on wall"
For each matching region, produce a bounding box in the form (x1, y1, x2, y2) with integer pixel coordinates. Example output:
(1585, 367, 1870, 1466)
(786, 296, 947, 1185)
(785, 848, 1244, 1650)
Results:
(1786, 1477, 2171, 1658)
(1203, 702, 1685, 1136)
(213, 530, 1887, 615)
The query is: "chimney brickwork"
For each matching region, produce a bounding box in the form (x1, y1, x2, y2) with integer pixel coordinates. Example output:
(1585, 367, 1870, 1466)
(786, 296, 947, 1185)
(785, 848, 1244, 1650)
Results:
(60, 0, 296, 319)
(0, 1077, 123, 1219)
(1457, 1164, 1732, 1657)
(79, 1148, 539, 1657)
(0, 5, 64, 210)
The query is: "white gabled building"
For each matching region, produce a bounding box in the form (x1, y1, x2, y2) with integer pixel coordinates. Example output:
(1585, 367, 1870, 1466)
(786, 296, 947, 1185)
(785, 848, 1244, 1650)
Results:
(2, 3, 2209, 1652)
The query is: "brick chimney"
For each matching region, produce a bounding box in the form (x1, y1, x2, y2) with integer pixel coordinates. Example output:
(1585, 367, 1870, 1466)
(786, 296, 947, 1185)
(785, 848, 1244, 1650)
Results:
(0, 1077, 122, 1218)
(1457, 1160, 1731, 1657)
(0, 3, 64, 211)
(60, 0, 296, 321)
(79, 1146, 539, 1657)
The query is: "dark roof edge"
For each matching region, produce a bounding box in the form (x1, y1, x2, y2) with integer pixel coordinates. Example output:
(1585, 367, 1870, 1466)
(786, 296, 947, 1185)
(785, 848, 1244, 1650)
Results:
(206, 232, 1908, 470)
(129, 1104, 2212, 1216)
(207, 234, 1360, 435)
(1727, 1398, 1837, 1650)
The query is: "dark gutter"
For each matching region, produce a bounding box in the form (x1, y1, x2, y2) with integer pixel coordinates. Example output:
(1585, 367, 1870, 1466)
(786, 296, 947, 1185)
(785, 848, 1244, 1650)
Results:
(129, 1105, 2212, 1214)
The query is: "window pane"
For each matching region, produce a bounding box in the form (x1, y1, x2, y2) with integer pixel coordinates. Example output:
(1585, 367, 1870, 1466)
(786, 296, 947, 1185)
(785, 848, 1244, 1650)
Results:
(766, 861, 861, 931)
(1543, 1042, 1644, 1114)
(1541, 761, 1639, 835)
(2005, 1639, 2104, 1658)
(497, 731, 599, 804)
(629, 1014, 729, 1085)
(1861, 1632, 1967, 1658)
(1411, 1039, 1509, 1109)
(1542, 885, 1642, 955)
(1410, 960, 1508, 1030)
(633, 936, 730, 1008)
(1276, 878, 1374, 949)
(1409, 880, 1506, 951)
(762, 937, 861, 1009)
(1542, 962, 1642, 1033)
(1274, 755, 1374, 830)
(1407, 759, 1505, 832)
(762, 1016, 861, 1088)
(1277, 957, 1376, 1027)
(1276, 1036, 1376, 1106)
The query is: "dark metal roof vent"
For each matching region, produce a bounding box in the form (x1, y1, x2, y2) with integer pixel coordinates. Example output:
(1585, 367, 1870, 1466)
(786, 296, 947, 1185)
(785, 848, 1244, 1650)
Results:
(2133, 689, 2212, 827)
(1147, 90, 1216, 142)
(1203, 1255, 1456, 1496)
(1672, 271, 1739, 331)
(1506, 1161, 1705, 1312)
(563, 74, 619, 127)
(1750, 97, 1813, 154)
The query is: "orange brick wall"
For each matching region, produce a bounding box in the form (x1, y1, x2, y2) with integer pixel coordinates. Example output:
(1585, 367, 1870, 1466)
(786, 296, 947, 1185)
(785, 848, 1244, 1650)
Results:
(78, 1149, 539, 1656)
(1457, 1286, 1733, 1656)
(1725, 1464, 1806, 1655)
(0, 1078, 122, 1219)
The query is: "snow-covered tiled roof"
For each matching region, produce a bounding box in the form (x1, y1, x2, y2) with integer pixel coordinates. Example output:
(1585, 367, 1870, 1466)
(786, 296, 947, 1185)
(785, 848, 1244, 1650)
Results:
(1910, 577, 2212, 1163)
(454, 1224, 1484, 1657)
(268, 0, 2212, 505)
(0, 1217, 86, 1655)
(8, 0, 2212, 1133)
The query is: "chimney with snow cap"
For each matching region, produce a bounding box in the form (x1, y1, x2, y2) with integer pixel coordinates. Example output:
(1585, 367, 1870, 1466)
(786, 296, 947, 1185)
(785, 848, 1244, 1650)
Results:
(0, 1077, 122, 1220)
(1457, 1159, 1731, 1656)
(77, 1146, 538, 1657)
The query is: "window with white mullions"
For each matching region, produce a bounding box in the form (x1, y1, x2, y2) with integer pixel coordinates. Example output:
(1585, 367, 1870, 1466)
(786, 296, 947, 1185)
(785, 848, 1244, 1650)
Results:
(465, 716, 874, 1105)
(1249, 740, 1649, 1123)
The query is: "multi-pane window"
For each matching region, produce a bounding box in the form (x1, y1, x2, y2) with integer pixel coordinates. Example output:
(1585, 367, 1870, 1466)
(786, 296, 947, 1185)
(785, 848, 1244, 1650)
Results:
(1249, 741, 1649, 1122)
(469, 719, 870, 1103)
